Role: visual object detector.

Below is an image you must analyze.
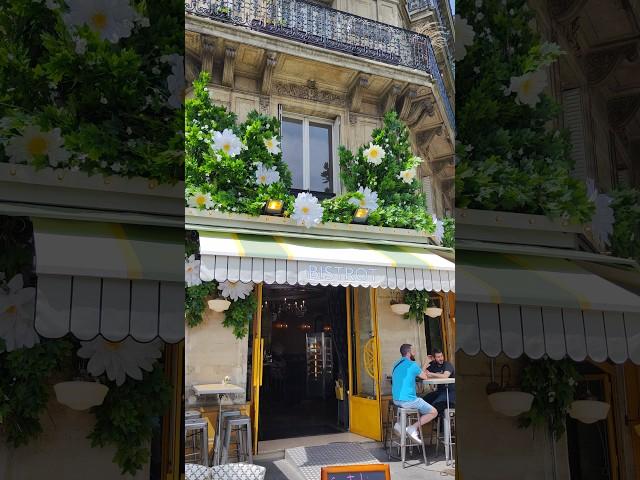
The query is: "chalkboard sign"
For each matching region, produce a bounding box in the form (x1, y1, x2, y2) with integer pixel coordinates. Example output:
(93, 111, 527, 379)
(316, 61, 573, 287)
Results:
(320, 464, 391, 480)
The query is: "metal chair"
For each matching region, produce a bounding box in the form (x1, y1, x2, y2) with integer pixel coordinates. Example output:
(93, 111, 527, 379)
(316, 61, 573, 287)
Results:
(388, 405, 428, 468)
(221, 416, 253, 465)
(185, 417, 209, 466)
(436, 408, 456, 460)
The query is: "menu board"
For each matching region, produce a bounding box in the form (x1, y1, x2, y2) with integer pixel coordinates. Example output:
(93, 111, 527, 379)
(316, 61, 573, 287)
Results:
(320, 464, 391, 480)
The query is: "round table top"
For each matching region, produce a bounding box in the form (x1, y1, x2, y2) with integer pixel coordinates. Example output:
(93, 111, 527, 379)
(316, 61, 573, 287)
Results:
(422, 378, 455, 385)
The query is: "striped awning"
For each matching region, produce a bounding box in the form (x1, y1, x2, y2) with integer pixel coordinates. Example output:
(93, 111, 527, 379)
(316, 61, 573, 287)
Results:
(456, 251, 640, 364)
(198, 231, 455, 292)
(32, 218, 184, 343)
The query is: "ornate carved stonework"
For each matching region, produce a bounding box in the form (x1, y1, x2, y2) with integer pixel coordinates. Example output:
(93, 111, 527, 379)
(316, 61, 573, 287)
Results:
(586, 42, 639, 84)
(608, 94, 640, 130)
(259, 95, 270, 114)
(222, 46, 237, 88)
(562, 17, 582, 55)
(349, 74, 371, 113)
(547, 0, 588, 21)
(261, 51, 278, 96)
(272, 81, 346, 106)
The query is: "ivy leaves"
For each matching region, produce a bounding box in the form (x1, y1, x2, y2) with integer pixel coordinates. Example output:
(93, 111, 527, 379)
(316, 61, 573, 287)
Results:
(610, 189, 640, 263)
(404, 290, 430, 324)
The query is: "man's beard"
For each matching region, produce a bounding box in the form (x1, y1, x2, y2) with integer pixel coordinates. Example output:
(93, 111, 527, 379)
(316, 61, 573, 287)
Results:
(410, 354, 416, 361)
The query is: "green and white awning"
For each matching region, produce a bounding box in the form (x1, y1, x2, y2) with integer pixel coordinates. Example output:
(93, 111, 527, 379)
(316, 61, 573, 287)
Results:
(32, 218, 184, 343)
(456, 251, 640, 364)
(198, 231, 455, 292)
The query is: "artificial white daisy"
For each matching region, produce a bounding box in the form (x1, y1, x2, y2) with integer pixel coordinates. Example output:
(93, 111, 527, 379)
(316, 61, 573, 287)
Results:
(165, 55, 185, 110)
(586, 178, 614, 247)
(77, 337, 162, 386)
(263, 137, 281, 155)
(5, 126, 71, 167)
(291, 192, 324, 228)
(432, 214, 445, 244)
(187, 191, 214, 210)
(363, 143, 385, 165)
(0, 274, 39, 352)
(254, 162, 280, 186)
(63, 0, 138, 43)
(212, 129, 243, 157)
(348, 186, 379, 212)
(185, 255, 201, 287)
(506, 69, 547, 106)
(398, 167, 417, 184)
(218, 281, 254, 301)
(455, 15, 475, 61)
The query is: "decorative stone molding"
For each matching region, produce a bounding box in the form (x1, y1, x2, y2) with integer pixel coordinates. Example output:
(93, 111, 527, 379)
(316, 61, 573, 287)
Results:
(406, 98, 435, 127)
(430, 155, 454, 176)
(201, 36, 216, 76)
(399, 88, 418, 121)
(608, 94, 640, 130)
(272, 81, 346, 106)
(348, 74, 371, 113)
(259, 95, 271, 114)
(561, 17, 582, 55)
(261, 51, 278, 96)
(547, 0, 588, 22)
(586, 42, 639, 84)
(381, 83, 403, 113)
(222, 45, 237, 88)
(415, 125, 442, 148)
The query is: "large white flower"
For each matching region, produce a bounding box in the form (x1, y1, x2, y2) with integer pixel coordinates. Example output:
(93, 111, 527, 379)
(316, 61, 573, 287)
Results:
(212, 129, 243, 157)
(77, 337, 162, 386)
(506, 69, 547, 106)
(291, 192, 324, 228)
(5, 126, 71, 167)
(363, 143, 386, 165)
(63, 0, 138, 43)
(0, 274, 39, 352)
(432, 214, 445, 244)
(586, 179, 614, 246)
(166, 55, 185, 110)
(255, 162, 281, 186)
(187, 191, 214, 210)
(398, 167, 417, 184)
(348, 186, 379, 212)
(455, 15, 475, 61)
(263, 137, 281, 155)
(218, 281, 254, 301)
(185, 255, 201, 287)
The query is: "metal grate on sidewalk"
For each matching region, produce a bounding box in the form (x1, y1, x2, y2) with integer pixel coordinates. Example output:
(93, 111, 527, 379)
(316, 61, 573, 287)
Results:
(284, 443, 380, 480)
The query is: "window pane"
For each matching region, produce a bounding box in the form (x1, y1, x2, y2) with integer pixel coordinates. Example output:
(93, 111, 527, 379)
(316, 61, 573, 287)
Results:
(281, 118, 304, 190)
(309, 122, 333, 193)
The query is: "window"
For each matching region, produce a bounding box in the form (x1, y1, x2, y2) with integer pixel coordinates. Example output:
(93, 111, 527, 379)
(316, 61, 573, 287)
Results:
(281, 114, 339, 197)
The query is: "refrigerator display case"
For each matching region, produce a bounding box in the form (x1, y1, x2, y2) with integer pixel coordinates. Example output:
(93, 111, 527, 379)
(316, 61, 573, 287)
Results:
(306, 332, 333, 399)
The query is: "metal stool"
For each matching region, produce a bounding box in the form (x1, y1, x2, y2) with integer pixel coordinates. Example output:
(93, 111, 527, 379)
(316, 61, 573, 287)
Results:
(436, 408, 456, 461)
(221, 415, 253, 464)
(388, 406, 428, 468)
(214, 410, 241, 465)
(185, 409, 201, 420)
(185, 418, 209, 466)
(382, 401, 395, 451)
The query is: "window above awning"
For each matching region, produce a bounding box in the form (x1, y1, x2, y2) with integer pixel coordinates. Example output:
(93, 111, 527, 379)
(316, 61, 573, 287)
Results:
(32, 218, 184, 343)
(456, 251, 640, 364)
(197, 231, 455, 292)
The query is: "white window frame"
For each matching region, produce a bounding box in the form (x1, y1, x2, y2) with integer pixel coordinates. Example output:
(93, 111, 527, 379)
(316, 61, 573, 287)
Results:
(280, 112, 341, 194)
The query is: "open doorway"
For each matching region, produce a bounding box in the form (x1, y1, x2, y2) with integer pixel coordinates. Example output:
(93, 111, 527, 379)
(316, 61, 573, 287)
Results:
(252, 285, 349, 441)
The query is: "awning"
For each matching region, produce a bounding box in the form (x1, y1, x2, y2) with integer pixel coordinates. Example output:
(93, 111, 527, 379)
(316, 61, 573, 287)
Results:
(456, 251, 640, 364)
(197, 231, 455, 292)
(33, 218, 184, 343)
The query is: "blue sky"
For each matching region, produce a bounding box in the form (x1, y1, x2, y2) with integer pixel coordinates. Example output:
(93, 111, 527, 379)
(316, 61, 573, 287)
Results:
(450, 0, 455, 13)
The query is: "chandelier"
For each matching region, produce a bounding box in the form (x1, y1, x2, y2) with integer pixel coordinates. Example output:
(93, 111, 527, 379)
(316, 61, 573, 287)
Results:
(263, 297, 307, 317)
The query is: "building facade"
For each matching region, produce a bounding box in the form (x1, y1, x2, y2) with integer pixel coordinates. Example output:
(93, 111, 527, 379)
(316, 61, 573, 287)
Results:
(185, 0, 456, 453)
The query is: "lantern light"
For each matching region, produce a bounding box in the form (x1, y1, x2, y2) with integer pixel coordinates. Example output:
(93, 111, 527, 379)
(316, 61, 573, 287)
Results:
(264, 199, 284, 216)
(352, 207, 370, 224)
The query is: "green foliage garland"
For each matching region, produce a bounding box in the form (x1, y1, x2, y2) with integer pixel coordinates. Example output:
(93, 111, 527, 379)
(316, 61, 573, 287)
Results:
(403, 290, 430, 324)
(323, 111, 435, 232)
(518, 357, 579, 440)
(89, 367, 172, 475)
(456, 0, 593, 222)
(442, 217, 455, 248)
(610, 188, 640, 263)
(186, 281, 218, 328)
(186, 72, 294, 215)
(223, 293, 258, 339)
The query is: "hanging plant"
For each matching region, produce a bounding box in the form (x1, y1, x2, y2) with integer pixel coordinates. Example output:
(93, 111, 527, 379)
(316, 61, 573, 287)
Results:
(223, 292, 258, 339)
(518, 357, 580, 440)
(403, 290, 430, 324)
(610, 188, 640, 263)
(442, 217, 455, 248)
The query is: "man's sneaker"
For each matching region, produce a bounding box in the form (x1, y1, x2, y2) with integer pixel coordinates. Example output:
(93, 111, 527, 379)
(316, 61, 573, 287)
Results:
(406, 427, 423, 445)
(393, 422, 402, 435)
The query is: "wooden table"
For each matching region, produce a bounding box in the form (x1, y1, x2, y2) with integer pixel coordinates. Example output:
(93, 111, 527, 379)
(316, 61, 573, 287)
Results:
(422, 378, 455, 465)
(193, 383, 244, 466)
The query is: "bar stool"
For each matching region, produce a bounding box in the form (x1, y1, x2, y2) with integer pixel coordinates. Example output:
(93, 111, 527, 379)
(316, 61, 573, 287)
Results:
(185, 409, 201, 420)
(436, 408, 456, 460)
(388, 405, 428, 468)
(221, 415, 253, 465)
(185, 418, 209, 466)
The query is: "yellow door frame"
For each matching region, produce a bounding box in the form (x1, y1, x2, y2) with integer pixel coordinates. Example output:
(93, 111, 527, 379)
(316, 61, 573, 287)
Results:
(251, 284, 264, 454)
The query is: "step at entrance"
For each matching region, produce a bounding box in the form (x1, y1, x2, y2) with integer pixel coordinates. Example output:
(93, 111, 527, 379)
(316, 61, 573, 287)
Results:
(284, 443, 380, 480)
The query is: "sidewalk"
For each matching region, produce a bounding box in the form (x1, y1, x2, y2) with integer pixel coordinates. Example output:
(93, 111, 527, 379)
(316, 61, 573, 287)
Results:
(254, 441, 455, 480)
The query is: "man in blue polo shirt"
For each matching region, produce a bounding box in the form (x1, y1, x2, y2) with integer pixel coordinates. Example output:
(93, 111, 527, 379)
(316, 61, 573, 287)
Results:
(391, 343, 437, 444)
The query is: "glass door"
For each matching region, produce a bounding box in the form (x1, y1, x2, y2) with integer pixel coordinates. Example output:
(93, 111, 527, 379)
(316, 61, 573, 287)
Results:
(347, 287, 382, 441)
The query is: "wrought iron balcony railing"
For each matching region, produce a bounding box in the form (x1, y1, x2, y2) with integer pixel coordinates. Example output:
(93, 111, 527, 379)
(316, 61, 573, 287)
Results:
(185, 0, 454, 129)
(406, 0, 454, 72)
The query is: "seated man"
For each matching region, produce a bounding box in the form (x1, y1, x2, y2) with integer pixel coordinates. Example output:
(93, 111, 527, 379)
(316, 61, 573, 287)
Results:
(422, 348, 455, 415)
(391, 343, 438, 444)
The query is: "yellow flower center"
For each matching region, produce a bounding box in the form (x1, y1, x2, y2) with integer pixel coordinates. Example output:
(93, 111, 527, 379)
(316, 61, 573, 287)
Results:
(105, 341, 121, 351)
(521, 79, 532, 94)
(223, 143, 231, 152)
(196, 196, 206, 206)
(359, 199, 366, 206)
(301, 206, 310, 214)
(4, 304, 17, 315)
(260, 175, 267, 183)
(26, 136, 48, 156)
(266, 140, 273, 148)
(91, 12, 108, 30)
(370, 149, 378, 158)
(186, 266, 193, 273)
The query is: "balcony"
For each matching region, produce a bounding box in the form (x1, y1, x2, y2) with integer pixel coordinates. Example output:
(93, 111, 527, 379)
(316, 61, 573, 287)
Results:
(185, 0, 454, 129)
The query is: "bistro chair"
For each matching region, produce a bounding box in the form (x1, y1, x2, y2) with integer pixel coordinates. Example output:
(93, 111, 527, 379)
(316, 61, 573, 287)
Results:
(388, 404, 428, 468)
(185, 417, 209, 466)
(221, 415, 253, 465)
